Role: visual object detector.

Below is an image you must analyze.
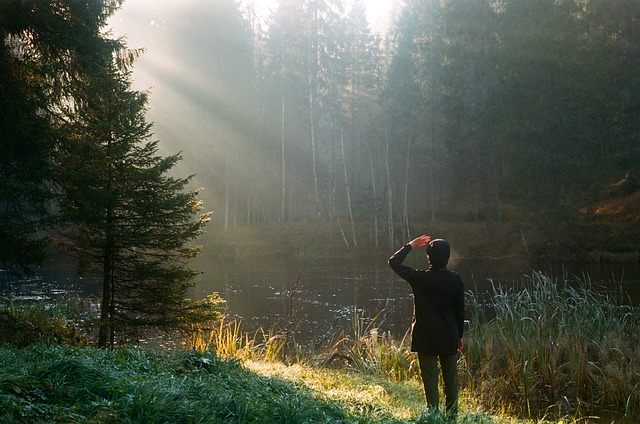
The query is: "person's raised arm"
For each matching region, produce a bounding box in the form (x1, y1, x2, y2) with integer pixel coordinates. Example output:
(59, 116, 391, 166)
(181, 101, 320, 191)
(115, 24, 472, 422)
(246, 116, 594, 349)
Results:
(389, 235, 431, 279)
(409, 235, 431, 249)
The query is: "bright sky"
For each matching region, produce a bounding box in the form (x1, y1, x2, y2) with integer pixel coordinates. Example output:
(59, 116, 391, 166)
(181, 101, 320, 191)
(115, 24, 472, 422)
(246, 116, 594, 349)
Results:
(361, 0, 396, 26)
(244, 0, 397, 28)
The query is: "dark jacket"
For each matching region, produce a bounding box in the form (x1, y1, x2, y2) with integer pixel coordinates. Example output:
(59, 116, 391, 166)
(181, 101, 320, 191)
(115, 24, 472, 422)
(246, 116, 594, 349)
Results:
(389, 244, 465, 354)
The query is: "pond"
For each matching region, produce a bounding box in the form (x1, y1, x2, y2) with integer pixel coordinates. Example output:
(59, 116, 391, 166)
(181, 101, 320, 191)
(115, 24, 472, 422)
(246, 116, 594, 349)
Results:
(190, 253, 640, 345)
(2, 251, 639, 346)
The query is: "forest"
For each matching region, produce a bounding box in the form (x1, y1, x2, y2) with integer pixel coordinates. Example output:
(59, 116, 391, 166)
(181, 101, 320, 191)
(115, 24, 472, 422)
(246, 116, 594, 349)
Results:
(2, 0, 640, 276)
(1, 2, 639, 419)
(110, 0, 639, 261)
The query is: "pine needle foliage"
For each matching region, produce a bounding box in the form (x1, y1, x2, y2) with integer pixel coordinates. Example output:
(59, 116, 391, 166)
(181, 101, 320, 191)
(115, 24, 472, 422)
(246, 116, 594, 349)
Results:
(55, 37, 212, 348)
(0, 0, 124, 274)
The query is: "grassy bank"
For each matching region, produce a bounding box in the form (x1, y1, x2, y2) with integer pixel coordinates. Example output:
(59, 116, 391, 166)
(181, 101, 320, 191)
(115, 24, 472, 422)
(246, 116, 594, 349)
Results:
(187, 273, 639, 422)
(0, 344, 508, 423)
(1, 272, 639, 422)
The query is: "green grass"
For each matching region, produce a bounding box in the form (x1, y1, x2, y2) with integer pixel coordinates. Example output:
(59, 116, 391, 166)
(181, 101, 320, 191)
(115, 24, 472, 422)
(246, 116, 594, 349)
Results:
(0, 344, 510, 423)
(1, 271, 638, 423)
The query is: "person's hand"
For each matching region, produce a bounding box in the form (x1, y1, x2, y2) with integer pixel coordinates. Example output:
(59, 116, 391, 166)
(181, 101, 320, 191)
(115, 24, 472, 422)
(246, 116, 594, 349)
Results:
(457, 338, 464, 352)
(409, 235, 431, 249)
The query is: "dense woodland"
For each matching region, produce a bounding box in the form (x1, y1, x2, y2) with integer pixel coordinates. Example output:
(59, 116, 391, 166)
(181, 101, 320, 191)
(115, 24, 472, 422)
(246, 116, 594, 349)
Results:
(2, 0, 639, 289)
(112, 0, 640, 259)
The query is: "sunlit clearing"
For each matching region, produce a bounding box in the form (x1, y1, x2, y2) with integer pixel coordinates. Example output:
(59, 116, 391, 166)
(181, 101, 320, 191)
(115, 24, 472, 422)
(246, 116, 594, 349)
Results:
(245, 360, 424, 420)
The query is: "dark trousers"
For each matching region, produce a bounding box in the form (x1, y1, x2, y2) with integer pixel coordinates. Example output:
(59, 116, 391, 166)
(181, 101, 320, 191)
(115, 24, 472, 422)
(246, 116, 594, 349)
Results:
(417, 351, 459, 415)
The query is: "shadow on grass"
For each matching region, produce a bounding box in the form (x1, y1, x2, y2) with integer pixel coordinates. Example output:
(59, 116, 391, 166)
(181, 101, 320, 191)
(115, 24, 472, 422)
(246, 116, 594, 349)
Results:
(0, 344, 424, 424)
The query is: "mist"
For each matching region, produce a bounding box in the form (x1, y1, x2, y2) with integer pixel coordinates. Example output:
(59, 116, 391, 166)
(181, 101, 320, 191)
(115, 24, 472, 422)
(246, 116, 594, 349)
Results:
(109, 0, 262, 238)
(108, 0, 640, 260)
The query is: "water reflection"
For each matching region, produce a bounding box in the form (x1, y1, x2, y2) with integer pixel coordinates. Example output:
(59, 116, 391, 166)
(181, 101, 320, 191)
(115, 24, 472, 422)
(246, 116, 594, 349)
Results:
(2, 252, 638, 346)
(190, 258, 415, 345)
(191, 254, 640, 345)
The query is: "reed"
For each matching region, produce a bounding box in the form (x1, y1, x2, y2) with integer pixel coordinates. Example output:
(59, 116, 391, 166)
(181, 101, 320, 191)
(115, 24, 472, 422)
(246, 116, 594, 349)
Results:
(185, 271, 639, 421)
(320, 308, 420, 382)
(463, 271, 640, 420)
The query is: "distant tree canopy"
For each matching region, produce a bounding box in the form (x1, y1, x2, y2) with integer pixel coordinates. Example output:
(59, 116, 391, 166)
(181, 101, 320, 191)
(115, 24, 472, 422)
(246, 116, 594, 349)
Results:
(4, 0, 639, 294)
(141, 0, 636, 258)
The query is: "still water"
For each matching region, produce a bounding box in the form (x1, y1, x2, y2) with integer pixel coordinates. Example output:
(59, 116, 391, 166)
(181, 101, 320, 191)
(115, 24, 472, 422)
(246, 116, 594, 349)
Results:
(190, 254, 640, 345)
(2, 251, 639, 345)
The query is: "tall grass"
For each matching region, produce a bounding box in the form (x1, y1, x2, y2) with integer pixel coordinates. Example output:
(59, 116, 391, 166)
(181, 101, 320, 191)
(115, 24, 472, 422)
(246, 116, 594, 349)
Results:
(0, 297, 89, 347)
(187, 306, 420, 382)
(185, 272, 639, 421)
(188, 316, 302, 364)
(321, 308, 420, 382)
(464, 272, 640, 420)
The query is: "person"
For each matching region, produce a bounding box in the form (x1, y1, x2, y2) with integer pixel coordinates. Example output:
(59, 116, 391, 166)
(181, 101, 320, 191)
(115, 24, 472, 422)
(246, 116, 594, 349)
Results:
(388, 234, 465, 416)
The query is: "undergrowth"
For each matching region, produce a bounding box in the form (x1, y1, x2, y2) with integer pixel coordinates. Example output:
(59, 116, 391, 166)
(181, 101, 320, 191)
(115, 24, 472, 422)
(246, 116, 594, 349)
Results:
(187, 273, 639, 422)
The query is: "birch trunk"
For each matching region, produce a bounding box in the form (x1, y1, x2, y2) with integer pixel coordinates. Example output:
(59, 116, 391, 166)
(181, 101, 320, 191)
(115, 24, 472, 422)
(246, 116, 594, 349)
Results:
(279, 45, 286, 223)
(340, 129, 357, 247)
(430, 0, 439, 232)
(364, 138, 379, 249)
(308, 16, 320, 218)
(384, 127, 394, 248)
(402, 122, 412, 241)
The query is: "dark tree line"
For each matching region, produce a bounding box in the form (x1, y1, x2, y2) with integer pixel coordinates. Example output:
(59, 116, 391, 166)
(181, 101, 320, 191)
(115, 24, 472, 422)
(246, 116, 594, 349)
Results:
(167, 0, 636, 257)
(3, 0, 638, 315)
(1, 0, 219, 347)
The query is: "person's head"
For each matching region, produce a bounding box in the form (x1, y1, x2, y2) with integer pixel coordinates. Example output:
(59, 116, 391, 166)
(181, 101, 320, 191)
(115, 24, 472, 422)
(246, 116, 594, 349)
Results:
(426, 239, 450, 269)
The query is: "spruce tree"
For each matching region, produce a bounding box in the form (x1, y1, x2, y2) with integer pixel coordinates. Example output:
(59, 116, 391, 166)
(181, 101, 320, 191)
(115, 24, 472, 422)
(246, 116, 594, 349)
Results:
(0, 0, 119, 273)
(57, 48, 213, 348)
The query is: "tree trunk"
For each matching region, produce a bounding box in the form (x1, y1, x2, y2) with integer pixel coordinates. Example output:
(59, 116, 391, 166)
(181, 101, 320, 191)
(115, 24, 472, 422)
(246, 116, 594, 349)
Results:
(429, 0, 439, 232)
(402, 122, 412, 241)
(99, 139, 115, 349)
(224, 185, 230, 233)
(364, 137, 379, 249)
(384, 126, 394, 248)
(308, 14, 320, 218)
(491, 151, 506, 244)
(279, 45, 287, 223)
(340, 129, 357, 247)
(98, 227, 113, 348)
